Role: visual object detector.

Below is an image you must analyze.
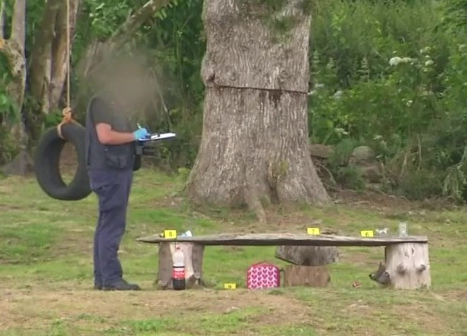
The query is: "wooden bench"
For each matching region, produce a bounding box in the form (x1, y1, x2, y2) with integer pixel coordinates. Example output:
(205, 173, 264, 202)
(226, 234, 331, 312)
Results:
(136, 233, 430, 290)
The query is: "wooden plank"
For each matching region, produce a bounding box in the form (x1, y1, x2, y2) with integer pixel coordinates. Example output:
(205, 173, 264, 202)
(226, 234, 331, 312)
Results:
(136, 233, 427, 247)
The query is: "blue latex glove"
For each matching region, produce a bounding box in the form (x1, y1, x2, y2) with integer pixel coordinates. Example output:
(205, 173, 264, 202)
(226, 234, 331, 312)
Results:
(133, 127, 149, 140)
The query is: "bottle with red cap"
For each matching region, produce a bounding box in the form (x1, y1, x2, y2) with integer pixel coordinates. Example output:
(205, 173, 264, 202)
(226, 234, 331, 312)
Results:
(172, 245, 186, 290)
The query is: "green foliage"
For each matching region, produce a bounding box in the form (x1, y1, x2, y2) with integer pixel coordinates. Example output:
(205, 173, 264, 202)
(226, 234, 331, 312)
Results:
(335, 166, 366, 191)
(74, 0, 205, 169)
(81, 0, 147, 39)
(0, 64, 20, 163)
(4, 0, 467, 200)
(308, 0, 467, 200)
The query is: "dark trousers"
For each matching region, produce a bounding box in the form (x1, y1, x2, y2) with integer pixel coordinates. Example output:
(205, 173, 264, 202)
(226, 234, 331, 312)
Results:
(88, 169, 133, 287)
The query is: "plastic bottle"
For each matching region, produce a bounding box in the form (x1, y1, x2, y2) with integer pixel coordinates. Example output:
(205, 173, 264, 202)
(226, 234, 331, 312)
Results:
(172, 246, 186, 290)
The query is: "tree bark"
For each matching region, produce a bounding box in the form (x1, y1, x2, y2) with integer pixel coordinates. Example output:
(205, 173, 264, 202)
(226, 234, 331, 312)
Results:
(29, 0, 61, 114)
(275, 245, 339, 266)
(384, 243, 431, 290)
(0, 39, 25, 111)
(10, 0, 26, 47)
(10, 0, 27, 148)
(0, 0, 28, 149)
(186, 0, 329, 220)
(49, 0, 80, 109)
(0, 1, 5, 39)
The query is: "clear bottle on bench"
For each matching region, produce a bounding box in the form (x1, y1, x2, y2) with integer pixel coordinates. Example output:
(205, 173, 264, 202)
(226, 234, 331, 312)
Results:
(172, 246, 186, 290)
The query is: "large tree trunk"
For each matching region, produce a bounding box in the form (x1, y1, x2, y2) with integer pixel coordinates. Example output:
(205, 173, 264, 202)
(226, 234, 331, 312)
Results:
(186, 0, 329, 220)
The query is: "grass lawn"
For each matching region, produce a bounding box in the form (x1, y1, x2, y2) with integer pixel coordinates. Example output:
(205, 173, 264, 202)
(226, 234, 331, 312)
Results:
(1, 169, 467, 335)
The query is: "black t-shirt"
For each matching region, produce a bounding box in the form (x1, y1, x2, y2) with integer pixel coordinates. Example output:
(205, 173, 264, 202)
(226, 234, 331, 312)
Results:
(85, 96, 134, 171)
(90, 97, 111, 125)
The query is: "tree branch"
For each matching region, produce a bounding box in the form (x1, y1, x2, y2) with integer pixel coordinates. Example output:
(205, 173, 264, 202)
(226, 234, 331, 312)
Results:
(78, 0, 174, 79)
(108, 0, 173, 46)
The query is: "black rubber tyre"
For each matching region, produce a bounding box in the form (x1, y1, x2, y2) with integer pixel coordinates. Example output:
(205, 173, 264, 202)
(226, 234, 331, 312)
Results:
(34, 123, 92, 201)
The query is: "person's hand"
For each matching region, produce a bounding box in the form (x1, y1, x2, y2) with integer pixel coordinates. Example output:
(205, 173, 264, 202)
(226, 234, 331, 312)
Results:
(133, 127, 149, 140)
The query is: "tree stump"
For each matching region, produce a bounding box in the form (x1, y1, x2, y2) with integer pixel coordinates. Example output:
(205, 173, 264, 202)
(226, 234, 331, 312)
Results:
(275, 245, 339, 266)
(283, 265, 330, 287)
(156, 242, 205, 290)
(384, 243, 431, 289)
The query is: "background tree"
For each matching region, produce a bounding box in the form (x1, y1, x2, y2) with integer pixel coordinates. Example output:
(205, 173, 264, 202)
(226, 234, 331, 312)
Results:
(0, 0, 173, 161)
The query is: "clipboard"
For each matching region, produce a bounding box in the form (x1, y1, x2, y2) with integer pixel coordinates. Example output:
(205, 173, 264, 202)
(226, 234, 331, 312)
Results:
(138, 132, 177, 142)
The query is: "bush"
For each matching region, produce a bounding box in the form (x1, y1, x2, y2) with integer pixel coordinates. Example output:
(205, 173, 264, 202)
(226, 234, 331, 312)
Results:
(308, 0, 467, 200)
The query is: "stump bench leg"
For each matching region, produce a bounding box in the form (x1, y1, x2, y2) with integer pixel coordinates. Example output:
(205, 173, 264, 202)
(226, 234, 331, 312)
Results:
(384, 243, 431, 290)
(156, 242, 205, 289)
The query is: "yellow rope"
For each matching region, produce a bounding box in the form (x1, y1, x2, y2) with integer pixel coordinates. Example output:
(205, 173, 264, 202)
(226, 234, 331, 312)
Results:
(66, 0, 71, 109)
(57, 0, 74, 139)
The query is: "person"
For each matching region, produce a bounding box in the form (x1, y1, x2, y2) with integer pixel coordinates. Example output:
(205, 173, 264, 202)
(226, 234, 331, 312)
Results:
(85, 91, 149, 291)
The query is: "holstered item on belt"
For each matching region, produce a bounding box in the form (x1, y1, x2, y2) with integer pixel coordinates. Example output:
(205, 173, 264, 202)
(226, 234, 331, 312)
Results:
(133, 141, 143, 171)
(133, 140, 157, 171)
(103, 145, 134, 170)
(133, 154, 141, 171)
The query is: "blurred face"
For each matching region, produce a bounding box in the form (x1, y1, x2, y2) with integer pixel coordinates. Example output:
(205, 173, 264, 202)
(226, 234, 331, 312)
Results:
(108, 62, 152, 112)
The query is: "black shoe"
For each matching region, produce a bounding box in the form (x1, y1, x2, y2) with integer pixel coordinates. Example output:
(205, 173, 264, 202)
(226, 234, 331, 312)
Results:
(103, 279, 141, 291)
(94, 285, 103, 290)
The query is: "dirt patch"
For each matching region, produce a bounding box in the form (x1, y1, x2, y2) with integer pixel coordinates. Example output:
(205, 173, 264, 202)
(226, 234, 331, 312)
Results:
(0, 205, 22, 211)
(53, 228, 94, 257)
(150, 188, 454, 234)
(333, 189, 457, 212)
(436, 288, 467, 301)
(0, 286, 309, 331)
(151, 195, 184, 208)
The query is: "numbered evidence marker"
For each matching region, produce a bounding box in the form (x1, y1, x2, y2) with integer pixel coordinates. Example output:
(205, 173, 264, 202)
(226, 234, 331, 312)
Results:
(307, 227, 321, 235)
(163, 230, 177, 239)
(360, 230, 374, 238)
(224, 283, 237, 290)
